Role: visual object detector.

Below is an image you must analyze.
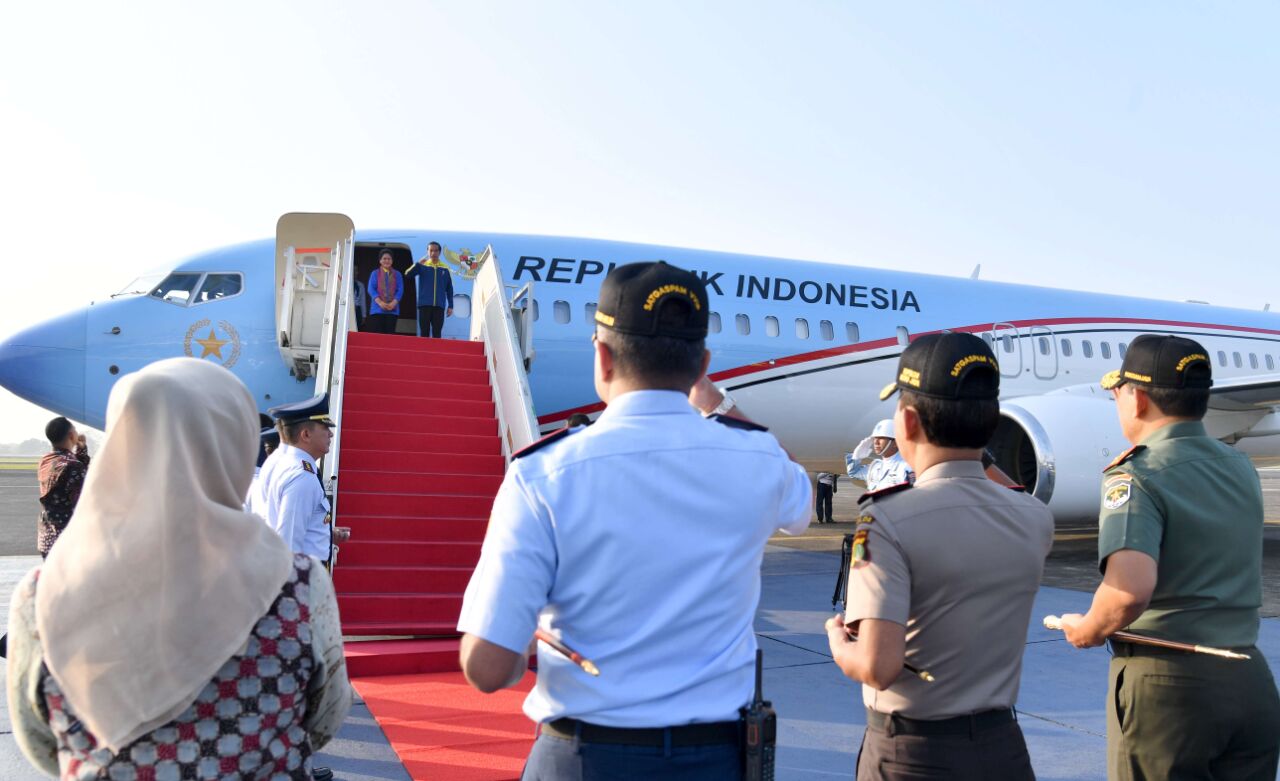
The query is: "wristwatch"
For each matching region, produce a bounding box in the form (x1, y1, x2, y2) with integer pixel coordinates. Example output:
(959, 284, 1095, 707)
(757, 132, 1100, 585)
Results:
(707, 390, 736, 417)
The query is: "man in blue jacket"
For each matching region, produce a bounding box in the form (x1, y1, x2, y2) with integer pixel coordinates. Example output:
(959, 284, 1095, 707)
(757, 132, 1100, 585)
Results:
(405, 241, 454, 338)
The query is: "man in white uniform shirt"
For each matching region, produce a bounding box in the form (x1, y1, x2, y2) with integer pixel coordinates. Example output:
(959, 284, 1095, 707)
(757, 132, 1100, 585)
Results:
(846, 419, 914, 493)
(457, 261, 811, 780)
(249, 394, 335, 563)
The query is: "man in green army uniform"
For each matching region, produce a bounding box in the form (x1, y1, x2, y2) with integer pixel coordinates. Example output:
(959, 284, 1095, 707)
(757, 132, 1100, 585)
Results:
(1060, 334, 1280, 780)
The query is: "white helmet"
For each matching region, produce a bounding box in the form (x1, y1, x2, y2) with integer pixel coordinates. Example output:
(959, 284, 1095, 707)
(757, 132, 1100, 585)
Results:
(871, 419, 895, 439)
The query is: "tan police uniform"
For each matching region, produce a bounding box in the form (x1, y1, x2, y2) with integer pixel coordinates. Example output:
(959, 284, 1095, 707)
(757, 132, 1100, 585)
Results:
(842, 331, 1055, 781)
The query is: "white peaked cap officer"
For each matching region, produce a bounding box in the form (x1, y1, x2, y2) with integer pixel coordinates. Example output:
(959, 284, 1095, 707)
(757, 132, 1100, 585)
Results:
(249, 394, 334, 563)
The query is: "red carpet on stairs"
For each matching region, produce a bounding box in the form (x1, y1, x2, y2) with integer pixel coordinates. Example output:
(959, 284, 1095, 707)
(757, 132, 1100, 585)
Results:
(352, 672, 537, 781)
(336, 332, 535, 779)
(336, 332, 499, 647)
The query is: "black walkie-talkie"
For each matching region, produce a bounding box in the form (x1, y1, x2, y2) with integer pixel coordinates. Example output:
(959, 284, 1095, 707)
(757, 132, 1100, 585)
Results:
(742, 648, 776, 781)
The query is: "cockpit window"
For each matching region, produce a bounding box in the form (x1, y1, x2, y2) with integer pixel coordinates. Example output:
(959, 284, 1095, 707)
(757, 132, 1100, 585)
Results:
(148, 272, 243, 306)
(195, 273, 243, 303)
(114, 274, 166, 298)
(149, 273, 202, 305)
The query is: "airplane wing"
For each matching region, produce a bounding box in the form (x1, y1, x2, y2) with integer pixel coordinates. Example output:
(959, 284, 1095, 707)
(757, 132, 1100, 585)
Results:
(1209, 373, 1280, 409)
(1206, 373, 1280, 441)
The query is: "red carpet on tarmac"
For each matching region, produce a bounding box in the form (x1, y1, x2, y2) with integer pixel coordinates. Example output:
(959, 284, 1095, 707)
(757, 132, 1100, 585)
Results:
(351, 672, 537, 781)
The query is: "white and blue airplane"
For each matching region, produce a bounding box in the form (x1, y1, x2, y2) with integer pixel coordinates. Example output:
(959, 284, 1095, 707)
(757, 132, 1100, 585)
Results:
(1, 224, 1277, 521)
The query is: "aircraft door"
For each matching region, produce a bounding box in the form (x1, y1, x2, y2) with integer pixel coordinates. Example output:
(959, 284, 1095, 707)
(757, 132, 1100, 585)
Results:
(989, 322, 1022, 378)
(1029, 325, 1058, 380)
(275, 213, 355, 379)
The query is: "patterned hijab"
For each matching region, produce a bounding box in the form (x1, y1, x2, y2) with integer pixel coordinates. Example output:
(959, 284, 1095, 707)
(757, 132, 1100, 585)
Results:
(35, 358, 294, 752)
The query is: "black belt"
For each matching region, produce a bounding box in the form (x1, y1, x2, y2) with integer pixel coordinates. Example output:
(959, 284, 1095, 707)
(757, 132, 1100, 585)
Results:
(541, 717, 740, 747)
(865, 707, 1014, 737)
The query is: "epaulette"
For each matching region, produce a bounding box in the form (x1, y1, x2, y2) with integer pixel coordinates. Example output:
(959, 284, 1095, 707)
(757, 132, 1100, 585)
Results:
(709, 414, 768, 432)
(301, 461, 315, 474)
(512, 426, 575, 460)
(1103, 445, 1146, 473)
(858, 480, 912, 504)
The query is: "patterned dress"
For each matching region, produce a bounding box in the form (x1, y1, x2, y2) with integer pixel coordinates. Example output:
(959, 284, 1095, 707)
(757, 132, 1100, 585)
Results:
(10, 555, 349, 781)
(37, 446, 90, 556)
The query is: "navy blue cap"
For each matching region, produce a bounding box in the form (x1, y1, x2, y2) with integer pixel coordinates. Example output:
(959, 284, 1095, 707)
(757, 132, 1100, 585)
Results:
(260, 427, 281, 447)
(268, 393, 335, 426)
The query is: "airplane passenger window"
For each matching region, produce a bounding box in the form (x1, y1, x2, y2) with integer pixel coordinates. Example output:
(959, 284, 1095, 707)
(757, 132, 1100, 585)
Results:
(1250, 353, 1259, 369)
(149, 273, 203, 306)
(1100, 342, 1112, 360)
(795, 318, 809, 340)
(1118, 342, 1128, 358)
(1038, 337, 1050, 356)
(736, 314, 751, 335)
(1081, 340, 1093, 358)
(1267, 355, 1276, 370)
(1217, 350, 1227, 366)
(554, 300, 570, 324)
(765, 316, 780, 338)
(1060, 339, 1073, 357)
(529, 299, 539, 321)
(1001, 335, 1014, 353)
(846, 323, 859, 343)
(585, 303, 597, 322)
(1233, 352, 1242, 368)
(708, 312, 721, 334)
(193, 273, 242, 304)
(453, 294, 471, 319)
(820, 320, 834, 341)
(897, 326, 910, 346)
(981, 334, 995, 349)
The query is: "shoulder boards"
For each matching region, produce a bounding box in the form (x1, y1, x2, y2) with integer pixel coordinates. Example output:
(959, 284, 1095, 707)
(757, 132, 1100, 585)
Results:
(858, 480, 912, 504)
(709, 414, 768, 432)
(512, 426, 575, 460)
(301, 461, 315, 474)
(1103, 445, 1146, 473)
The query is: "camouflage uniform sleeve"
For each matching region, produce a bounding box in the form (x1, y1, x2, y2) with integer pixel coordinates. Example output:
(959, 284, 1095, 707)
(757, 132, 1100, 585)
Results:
(843, 506, 910, 627)
(1097, 471, 1164, 573)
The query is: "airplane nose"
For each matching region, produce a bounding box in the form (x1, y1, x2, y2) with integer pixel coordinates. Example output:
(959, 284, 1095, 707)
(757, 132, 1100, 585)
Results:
(0, 309, 88, 422)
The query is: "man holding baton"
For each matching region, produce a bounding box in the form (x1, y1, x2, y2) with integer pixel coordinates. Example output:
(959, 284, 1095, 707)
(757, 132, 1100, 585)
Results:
(1058, 335, 1280, 780)
(456, 261, 811, 779)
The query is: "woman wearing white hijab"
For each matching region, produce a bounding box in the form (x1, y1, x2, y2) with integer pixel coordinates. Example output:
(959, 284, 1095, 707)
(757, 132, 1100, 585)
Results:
(6, 357, 352, 779)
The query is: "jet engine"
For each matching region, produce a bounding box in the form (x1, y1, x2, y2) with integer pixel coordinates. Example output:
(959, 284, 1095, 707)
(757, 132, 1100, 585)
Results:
(988, 392, 1131, 521)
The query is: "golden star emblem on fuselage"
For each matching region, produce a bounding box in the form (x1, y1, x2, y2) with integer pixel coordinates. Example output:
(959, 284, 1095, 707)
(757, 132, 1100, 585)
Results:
(194, 328, 229, 359)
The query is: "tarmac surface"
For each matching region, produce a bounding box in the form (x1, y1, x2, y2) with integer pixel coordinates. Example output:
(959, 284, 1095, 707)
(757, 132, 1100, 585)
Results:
(0, 465, 1278, 779)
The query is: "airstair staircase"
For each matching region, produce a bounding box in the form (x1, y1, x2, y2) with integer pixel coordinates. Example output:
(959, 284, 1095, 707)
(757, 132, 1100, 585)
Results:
(274, 213, 539, 678)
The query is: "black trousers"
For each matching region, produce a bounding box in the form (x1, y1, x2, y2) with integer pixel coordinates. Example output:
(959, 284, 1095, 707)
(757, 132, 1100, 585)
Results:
(365, 313, 397, 334)
(418, 306, 445, 338)
(857, 710, 1034, 780)
(816, 483, 834, 522)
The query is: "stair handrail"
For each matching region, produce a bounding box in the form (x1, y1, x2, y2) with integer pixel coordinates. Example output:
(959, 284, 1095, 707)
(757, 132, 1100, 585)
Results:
(469, 246, 539, 461)
(278, 245, 297, 347)
(318, 232, 355, 493)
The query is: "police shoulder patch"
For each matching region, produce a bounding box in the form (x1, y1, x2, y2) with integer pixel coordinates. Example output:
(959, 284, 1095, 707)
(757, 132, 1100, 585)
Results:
(856, 513, 875, 526)
(852, 528, 871, 564)
(858, 480, 912, 504)
(512, 425, 576, 460)
(1103, 481, 1132, 510)
(709, 414, 768, 432)
(301, 461, 315, 474)
(1103, 445, 1146, 473)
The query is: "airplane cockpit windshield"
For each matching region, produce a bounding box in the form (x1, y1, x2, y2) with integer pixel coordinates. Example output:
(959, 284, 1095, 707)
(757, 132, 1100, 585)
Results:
(147, 272, 244, 306)
(111, 273, 166, 298)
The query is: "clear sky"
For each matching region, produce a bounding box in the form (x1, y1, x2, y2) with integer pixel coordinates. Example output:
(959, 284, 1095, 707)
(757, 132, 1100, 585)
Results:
(1, 2, 1277, 441)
